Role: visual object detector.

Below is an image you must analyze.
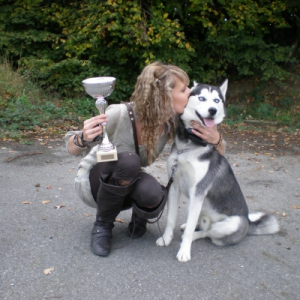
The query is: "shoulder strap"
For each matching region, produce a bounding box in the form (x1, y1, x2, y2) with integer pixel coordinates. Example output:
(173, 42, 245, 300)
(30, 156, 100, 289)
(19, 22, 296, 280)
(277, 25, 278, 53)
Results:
(123, 102, 140, 157)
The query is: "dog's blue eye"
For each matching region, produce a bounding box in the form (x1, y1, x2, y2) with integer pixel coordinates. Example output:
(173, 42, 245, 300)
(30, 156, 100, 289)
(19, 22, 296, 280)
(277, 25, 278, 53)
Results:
(214, 99, 220, 103)
(198, 96, 205, 101)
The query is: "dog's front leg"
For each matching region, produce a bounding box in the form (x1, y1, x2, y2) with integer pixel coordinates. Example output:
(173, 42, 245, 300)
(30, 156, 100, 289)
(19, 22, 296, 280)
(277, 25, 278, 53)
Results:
(177, 195, 204, 263)
(156, 184, 181, 247)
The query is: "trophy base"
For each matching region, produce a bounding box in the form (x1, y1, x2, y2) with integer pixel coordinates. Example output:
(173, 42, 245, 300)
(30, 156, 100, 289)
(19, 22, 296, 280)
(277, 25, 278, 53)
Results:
(97, 147, 118, 162)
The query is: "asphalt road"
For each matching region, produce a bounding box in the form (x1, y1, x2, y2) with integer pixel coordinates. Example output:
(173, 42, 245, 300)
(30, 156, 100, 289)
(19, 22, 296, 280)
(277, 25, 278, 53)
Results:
(0, 138, 299, 300)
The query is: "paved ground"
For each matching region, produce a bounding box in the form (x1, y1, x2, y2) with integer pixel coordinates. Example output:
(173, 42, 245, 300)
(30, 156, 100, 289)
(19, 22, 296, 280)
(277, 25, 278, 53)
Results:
(0, 132, 299, 300)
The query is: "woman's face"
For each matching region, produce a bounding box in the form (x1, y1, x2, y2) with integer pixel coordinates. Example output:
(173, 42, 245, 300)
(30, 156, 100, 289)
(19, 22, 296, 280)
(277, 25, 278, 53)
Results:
(172, 76, 191, 114)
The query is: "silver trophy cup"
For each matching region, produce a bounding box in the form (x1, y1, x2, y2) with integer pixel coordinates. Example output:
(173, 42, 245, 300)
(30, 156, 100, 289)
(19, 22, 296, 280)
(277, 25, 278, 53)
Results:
(82, 77, 118, 162)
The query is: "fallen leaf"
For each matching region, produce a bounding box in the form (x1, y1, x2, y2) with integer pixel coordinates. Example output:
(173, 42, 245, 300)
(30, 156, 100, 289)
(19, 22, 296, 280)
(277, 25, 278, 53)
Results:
(22, 201, 32, 204)
(43, 267, 54, 275)
(292, 206, 300, 209)
(35, 183, 40, 187)
(282, 213, 287, 217)
(58, 188, 62, 190)
(115, 218, 125, 223)
(268, 171, 274, 173)
(68, 169, 73, 173)
(46, 185, 52, 189)
(83, 213, 90, 217)
(54, 204, 66, 209)
(42, 200, 51, 204)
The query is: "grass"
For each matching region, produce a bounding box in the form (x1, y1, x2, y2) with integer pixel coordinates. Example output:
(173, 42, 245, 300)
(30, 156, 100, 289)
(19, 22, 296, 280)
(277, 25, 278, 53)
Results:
(0, 58, 299, 140)
(0, 59, 96, 140)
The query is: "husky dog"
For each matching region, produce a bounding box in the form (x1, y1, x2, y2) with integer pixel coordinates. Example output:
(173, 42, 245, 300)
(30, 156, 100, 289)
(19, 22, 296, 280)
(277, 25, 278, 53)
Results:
(156, 80, 279, 263)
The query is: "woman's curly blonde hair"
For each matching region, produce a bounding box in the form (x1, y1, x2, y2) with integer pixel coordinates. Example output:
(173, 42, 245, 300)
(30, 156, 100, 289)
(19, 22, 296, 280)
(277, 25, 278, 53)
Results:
(130, 62, 189, 165)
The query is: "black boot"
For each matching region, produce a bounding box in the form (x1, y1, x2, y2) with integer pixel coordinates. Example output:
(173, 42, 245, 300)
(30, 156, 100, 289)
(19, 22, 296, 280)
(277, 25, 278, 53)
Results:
(128, 187, 168, 239)
(91, 175, 138, 256)
(127, 211, 147, 239)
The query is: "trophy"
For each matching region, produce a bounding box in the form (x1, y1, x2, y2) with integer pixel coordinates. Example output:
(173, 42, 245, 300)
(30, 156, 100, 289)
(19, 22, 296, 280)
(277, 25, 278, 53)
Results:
(82, 77, 118, 162)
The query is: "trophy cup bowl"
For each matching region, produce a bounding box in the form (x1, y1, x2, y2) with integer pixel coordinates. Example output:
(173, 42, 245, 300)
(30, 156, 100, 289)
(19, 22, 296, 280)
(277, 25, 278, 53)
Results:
(82, 77, 118, 162)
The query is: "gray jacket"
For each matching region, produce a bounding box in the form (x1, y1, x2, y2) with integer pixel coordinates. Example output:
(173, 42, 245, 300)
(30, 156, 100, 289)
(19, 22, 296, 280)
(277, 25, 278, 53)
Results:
(65, 103, 170, 207)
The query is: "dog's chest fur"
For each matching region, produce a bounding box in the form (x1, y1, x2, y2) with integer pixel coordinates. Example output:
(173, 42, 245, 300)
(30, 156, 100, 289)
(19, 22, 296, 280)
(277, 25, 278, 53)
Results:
(167, 139, 211, 198)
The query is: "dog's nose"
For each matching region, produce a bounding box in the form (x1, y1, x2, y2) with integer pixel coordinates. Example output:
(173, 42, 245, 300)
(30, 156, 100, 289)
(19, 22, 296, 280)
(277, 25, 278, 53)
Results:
(208, 107, 217, 116)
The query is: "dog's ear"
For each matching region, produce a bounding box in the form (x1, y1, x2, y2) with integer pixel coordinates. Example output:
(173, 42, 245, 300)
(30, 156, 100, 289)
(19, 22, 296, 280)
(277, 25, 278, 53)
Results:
(191, 81, 198, 91)
(219, 79, 228, 101)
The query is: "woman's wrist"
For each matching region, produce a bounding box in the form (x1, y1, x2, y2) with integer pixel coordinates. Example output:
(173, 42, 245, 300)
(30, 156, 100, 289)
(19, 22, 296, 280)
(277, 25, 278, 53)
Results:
(73, 133, 86, 148)
(211, 132, 222, 148)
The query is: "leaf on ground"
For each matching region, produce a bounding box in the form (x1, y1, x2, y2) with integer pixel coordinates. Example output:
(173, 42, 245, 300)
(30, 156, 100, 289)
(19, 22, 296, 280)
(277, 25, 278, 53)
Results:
(292, 205, 300, 209)
(35, 183, 40, 187)
(42, 200, 51, 204)
(22, 201, 32, 204)
(43, 267, 54, 275)
(54, 204, 65, 209)
(115, 218, 125, 223)
(46, 185, 52, 189)
(83, 213, 90, 217)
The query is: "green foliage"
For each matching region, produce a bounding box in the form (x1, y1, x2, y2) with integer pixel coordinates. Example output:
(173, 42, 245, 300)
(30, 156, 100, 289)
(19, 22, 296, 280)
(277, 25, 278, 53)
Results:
(225, 93, 299, 127)
(0, 0, 299, 101)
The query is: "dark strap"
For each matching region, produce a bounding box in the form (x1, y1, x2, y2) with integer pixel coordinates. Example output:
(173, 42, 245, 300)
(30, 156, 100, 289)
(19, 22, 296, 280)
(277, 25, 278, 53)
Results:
(123, 102, 140, 157)
(123, 102, 172, 193)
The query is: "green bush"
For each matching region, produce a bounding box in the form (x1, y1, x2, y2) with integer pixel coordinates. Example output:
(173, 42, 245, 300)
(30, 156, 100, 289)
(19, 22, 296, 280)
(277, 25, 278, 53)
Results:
(0, 0, 299, 100)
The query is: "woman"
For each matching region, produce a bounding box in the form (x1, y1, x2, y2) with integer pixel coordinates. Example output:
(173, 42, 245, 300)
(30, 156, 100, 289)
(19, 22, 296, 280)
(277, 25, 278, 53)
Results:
(65, 62, 225, 257)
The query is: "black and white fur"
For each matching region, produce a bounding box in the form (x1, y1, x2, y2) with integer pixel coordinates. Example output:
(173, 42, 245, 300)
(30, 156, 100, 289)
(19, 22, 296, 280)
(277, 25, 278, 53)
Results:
(156, 80, 279, 263)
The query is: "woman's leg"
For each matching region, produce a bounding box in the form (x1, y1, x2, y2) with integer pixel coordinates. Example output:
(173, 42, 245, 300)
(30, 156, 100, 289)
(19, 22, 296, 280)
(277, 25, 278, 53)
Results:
(89, 152, 140, 256)
(127, 172, 166, 238)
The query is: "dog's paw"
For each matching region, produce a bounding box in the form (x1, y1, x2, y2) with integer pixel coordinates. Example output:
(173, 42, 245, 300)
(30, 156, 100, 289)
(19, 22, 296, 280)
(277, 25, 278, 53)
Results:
(180, 223, 187, 231)
(156, 234, 172, 247)
(176, 249, 191, 263)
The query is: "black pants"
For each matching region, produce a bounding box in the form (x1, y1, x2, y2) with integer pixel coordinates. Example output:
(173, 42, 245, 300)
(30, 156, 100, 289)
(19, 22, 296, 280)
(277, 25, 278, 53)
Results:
(89, 152, 164, 211)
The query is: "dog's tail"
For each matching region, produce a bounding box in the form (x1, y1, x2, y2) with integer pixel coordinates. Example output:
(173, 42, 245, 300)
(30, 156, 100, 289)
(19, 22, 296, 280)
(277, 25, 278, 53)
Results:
(247, 212, 279, 235)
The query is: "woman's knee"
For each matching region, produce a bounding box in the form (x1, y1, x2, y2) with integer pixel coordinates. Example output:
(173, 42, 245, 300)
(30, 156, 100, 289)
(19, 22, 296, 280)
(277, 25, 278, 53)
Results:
(132, 173, 164, 208)
(112, 152, 140, 182)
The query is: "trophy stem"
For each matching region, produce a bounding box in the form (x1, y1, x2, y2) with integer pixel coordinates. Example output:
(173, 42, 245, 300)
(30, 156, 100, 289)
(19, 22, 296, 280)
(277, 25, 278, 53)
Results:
(82, 76, 117, 162)
(95, 96, 118, 162)
(99, 125, 114, 151)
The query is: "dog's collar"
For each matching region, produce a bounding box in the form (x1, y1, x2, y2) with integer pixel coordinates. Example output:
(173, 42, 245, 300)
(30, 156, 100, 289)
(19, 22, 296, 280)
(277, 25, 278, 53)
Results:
(184, 128, 207, 147)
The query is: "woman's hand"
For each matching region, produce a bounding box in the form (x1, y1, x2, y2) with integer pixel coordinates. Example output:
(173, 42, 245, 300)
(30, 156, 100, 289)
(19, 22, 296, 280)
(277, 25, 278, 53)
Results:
(190, 120, 225, 156)
(190, 121, 220, 145)
(82, 114, 108, 142)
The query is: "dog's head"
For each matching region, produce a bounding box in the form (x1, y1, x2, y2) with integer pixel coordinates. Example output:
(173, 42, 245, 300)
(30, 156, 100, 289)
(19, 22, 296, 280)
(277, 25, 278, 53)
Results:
(181, 79, 228, 128)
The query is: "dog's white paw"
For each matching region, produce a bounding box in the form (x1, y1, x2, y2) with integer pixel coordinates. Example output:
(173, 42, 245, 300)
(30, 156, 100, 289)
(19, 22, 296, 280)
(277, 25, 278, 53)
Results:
(156, 234, 172, 247)
(176, 249, 191, 263)
(180, 223, 187, 231)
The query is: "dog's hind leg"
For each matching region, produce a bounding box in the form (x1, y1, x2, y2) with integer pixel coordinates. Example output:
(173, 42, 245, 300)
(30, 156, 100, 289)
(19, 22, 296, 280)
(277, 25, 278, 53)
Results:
(156, 184, 181, 247)
(194, 216, 249, 246)
(180, 214, 209, 232)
